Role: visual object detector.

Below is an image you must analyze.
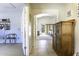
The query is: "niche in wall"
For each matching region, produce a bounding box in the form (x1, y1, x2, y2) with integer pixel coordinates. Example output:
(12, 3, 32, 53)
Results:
(67, 9, 71, 17)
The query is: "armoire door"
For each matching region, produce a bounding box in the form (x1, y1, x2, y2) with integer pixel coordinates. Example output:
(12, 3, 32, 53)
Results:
(62, 22, 74, 55)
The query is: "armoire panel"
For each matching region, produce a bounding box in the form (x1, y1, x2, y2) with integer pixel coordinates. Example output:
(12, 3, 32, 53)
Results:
(53, 19, 75, 56)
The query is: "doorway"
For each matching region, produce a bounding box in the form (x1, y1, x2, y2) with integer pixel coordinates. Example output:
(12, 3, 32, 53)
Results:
(30, 13, 57, 56)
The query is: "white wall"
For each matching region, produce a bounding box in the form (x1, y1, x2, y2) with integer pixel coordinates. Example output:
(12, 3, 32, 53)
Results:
(0, 8, 23, 43)
(21, 4, 29, 56)
(28, 6, 32, 54)
(24, 5, 29, 56)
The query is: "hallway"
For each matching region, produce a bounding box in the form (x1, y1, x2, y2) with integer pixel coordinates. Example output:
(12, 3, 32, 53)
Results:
(30, 33, 57, 56)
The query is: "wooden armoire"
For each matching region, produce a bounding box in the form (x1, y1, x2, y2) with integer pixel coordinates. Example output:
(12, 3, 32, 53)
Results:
(53, 19, 75, 56)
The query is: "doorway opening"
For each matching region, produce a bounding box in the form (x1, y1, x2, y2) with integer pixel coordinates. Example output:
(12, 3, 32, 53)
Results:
(30, 13, 57, 56)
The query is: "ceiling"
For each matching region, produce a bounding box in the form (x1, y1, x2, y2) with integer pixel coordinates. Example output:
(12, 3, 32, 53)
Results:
(0, 3, 25, 12)
(0, 3, 25, 8)
(36, 13, 57, 20)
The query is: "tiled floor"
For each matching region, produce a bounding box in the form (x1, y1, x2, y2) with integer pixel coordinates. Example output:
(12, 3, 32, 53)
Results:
(30, 33, 57, 56)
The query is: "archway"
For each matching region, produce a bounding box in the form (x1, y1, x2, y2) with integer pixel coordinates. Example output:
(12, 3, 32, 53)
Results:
(30, 12, 58, 56)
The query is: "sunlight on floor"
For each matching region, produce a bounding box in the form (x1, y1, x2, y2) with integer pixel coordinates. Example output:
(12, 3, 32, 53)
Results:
(38, 40, 47, 48)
